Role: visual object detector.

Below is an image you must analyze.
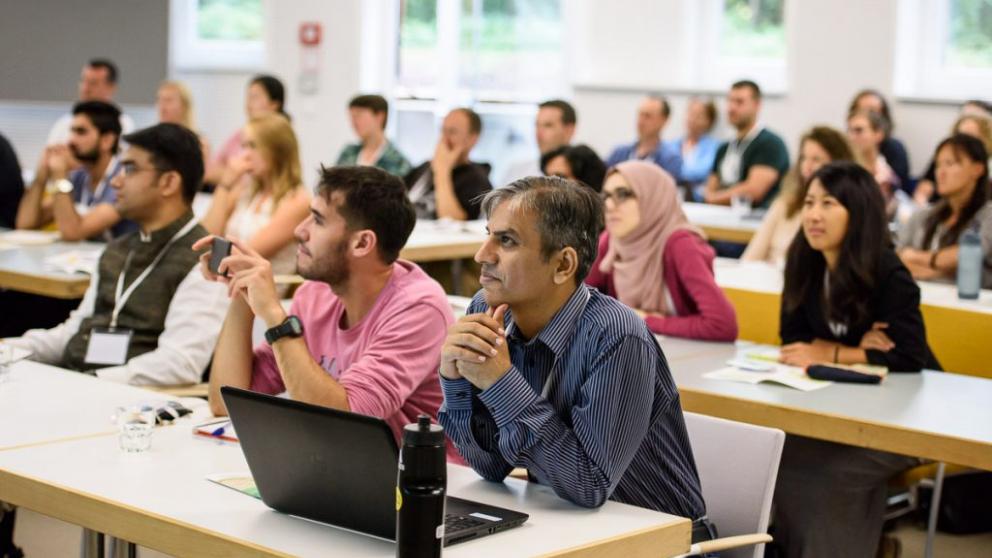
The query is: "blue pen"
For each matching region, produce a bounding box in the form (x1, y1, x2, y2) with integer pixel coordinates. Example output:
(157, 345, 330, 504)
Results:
(210, 423, 229, 437)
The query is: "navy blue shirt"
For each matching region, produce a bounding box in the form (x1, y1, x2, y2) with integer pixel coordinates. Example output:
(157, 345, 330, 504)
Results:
(439, 285, 705, 519)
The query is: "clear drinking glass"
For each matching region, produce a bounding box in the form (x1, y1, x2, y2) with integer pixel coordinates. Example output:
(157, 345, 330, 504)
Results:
(115, 405, 157, 452)
(731, 194, 753, 217)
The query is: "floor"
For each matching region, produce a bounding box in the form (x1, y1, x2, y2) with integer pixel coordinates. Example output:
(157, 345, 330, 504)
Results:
(12, 507, 992, 557)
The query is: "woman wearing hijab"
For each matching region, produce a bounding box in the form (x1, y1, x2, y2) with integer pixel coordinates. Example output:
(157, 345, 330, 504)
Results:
(586, 161, 738, 341)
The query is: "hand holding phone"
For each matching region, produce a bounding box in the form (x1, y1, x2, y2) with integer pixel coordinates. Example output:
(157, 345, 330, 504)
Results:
(208, 237, 233, 277)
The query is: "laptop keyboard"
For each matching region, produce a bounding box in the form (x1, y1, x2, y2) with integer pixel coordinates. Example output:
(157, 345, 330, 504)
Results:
(445, 513, 487, 532)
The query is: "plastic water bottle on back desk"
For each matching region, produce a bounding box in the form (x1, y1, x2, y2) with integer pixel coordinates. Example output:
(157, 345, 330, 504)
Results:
(957, 224, 983, 300)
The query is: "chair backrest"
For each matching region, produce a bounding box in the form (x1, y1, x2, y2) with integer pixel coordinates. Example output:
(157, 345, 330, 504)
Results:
(683, 412, 785, 558)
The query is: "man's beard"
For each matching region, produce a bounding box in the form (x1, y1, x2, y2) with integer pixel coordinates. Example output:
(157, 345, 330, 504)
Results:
(298, 236, 350, 287)
(71, 144, 99, 163)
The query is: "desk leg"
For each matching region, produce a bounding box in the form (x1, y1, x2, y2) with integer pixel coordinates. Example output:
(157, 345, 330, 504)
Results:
(924, 462, 946, 558)
(81, 528, 103, 558)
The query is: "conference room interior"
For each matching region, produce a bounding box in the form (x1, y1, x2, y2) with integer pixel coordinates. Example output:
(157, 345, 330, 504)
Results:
(1, 1, 991, 557)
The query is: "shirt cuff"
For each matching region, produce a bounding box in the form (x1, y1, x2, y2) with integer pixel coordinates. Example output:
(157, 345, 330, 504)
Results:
(477, 366, 539, 429)
(440, 376, 474, 411)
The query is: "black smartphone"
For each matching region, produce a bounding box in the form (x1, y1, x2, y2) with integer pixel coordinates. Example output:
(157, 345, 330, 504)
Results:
(208, 237, 233, 276)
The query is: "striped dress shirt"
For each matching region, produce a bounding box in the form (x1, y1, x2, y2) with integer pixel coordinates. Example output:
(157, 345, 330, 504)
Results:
(439, 285, 706, 519)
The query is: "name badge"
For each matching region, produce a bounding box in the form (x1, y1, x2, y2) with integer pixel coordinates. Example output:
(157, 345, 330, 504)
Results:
(84, 327, 133, 366)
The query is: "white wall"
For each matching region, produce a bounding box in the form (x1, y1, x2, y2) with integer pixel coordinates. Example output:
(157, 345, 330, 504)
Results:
(570, 0, 959, 176)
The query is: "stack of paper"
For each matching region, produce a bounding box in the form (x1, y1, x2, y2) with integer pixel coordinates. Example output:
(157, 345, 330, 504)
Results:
(44, 250, 100, 275)
(704, 364, 832, 392)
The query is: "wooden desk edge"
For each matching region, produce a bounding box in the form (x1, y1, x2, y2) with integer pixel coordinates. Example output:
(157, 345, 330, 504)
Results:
(699, 226, 754, 244)
(679, 388, 992, 471)
(400, 241, 482, 262)
(0, 467, 291, 558)
(538, 516, 691, 558)
(0, 270, 88, 299)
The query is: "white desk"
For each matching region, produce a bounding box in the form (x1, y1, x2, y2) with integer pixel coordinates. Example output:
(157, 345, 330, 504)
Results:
(0, 361, 185, 451)
(713, 258, 992, 377)
(0, 239, 101, 299)
(659, 338, 992, 471)
(0, 360, 690, 557)
(400, 219, 488, 262)
(681, 203, 762, 244)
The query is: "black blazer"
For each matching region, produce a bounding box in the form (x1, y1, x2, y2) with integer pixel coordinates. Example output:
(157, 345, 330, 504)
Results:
(780, 249, 940, 372)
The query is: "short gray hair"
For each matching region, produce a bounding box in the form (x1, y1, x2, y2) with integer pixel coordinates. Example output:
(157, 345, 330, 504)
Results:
(480, 176, 604, 283)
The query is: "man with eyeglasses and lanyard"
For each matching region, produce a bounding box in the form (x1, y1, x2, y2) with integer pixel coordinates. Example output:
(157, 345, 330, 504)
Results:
(4, 123, 228, 386)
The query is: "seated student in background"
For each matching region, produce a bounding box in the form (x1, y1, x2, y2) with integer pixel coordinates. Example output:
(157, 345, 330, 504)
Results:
(604, 95, 682, 179)
(4, 124, 227, 385)
(846, 109, 906, 222)
(772, 161, 935, 558)
(913, 114, 992, 206)
(668, 97, 720, 193)
(201, 166, 460, 460)
(586, 161, 737, 342)
(17, 101, 136, 241)
(848, 89, 911, 190)
(502, 99, 577, 184)
(540, 143, 607, 192)
(156, 80, 210, 167)
(205, 75, 287, 186)
(0, 132, 24, 229)
(742, 126, 855, 267)
(47, 59, 135, 145)
(704, 80, 790, 209)
(335, 94, 411, 177)
(200, 114, 310, 278)
(404, 108, 492, 220)
(898, 134, 992, 287)
(437, 177, 710, 539)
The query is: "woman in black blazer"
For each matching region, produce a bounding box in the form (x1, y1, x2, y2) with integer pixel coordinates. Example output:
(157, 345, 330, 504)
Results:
(771, 162, 935, 558)
(779, 162, 939, 372)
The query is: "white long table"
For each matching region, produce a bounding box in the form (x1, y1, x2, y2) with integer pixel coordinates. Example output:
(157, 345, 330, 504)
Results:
(681, 203, 762, 244)
(657, 337, 992, 471)
(0, 362, 184, 451)
(714, 258, 992, 378)
(0, 237, 97, 299)
(0, 360, 690, 557)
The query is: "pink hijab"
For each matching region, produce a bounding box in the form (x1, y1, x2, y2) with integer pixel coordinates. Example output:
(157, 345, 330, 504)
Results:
(598, 161, 704, 315)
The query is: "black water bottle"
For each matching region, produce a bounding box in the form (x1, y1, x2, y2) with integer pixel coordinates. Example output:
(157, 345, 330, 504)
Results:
(397, 415, 446, 557)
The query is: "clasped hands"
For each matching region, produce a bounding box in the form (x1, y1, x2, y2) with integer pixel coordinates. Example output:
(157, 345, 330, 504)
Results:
(440, 305, 512, 391)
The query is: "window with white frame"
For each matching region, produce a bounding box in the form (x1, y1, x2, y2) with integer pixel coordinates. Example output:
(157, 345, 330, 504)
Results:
(170, 0, 265, 71)
(895, 0, 992, 101)
(691, 0, 788, 93)
(391, 0, 567, 183)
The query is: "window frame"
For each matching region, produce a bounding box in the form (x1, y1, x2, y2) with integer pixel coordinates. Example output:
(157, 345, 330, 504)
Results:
(169, 0, 266, 72)
(895, 0, 992, 101)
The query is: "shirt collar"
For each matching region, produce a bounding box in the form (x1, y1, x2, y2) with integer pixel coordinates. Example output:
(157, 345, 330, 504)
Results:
(138, 210, 195, 244)
(506, 285, 591, 358)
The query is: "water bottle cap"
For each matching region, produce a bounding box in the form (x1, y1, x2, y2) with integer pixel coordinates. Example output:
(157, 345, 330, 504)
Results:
(403, 414, 445, 446)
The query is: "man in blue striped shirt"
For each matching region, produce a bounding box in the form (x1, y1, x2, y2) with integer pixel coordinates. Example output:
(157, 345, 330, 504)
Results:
(438, 176, 707, 524)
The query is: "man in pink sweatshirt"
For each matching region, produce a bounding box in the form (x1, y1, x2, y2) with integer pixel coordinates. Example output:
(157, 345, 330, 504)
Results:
(198, 165, 459, 460)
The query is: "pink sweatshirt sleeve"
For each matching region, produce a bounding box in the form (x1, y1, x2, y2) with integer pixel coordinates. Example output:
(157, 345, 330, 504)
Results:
(645, 234, 738, 342)
(337, 302, 450, 419)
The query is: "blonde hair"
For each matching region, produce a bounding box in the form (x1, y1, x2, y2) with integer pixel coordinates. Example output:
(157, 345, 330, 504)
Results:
(158, 80, 196, 130)
(952, 114, 992, 154)
(245, 114, 302, 209)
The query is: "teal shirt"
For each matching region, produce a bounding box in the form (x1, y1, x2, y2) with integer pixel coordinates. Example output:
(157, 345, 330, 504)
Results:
(711, 128, 790, 208)
(335, 140, 412, 177)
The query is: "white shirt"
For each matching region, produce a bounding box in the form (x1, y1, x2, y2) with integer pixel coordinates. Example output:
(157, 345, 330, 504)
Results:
(47, 112, 136, 146)
(7, 259, 229, 386)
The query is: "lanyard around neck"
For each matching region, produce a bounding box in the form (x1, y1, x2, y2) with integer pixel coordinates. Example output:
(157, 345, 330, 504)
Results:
(110, 218, 198, 328)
